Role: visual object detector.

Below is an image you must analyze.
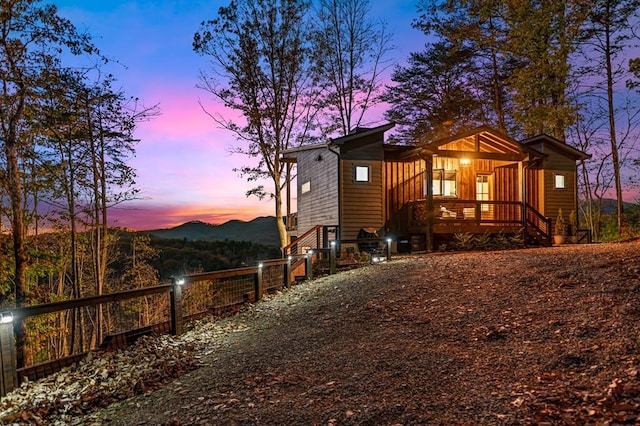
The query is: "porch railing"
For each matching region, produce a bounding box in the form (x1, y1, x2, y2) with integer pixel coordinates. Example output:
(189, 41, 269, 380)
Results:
(409, 199, 524, 228)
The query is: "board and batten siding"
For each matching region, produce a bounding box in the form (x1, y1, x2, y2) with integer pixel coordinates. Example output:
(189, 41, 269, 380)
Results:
(340, 159, 384, 240)
(385, 159, 427, 237)
(295, 148, 339, 236)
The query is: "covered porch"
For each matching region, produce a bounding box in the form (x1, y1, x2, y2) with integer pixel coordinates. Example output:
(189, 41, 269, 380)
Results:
(384, 127, 550, 249)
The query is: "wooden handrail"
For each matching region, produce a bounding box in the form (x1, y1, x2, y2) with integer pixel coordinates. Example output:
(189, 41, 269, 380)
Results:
(525, 203, 552, 246)
(10, 284, 173, 321)
(282, 224, 323, 256)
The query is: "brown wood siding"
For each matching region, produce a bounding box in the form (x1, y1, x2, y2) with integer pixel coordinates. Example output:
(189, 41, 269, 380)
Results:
(341, 159, 384, 240)
(541, 145, 578, 221)
(296, 149, 339, 235)
(494, 164, 519, 220)
(385, 159, 427, 237)
(526, 167, 541, 211)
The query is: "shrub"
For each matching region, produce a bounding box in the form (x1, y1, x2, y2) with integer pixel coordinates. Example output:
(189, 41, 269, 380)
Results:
(453, 232, 475, 250)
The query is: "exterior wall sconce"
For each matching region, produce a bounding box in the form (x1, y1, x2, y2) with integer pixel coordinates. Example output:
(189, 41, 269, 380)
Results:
(460, 158, 471, 166)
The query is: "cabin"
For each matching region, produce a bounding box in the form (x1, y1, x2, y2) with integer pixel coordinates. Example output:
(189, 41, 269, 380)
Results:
(282, 123, 590, 253)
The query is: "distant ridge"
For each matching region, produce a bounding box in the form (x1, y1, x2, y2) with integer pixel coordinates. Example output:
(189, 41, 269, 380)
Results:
(143, 216, 280, 247)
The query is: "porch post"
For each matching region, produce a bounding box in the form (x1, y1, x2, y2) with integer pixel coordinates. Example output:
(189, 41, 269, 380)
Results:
(519, 161, 526, 228)
(425, 156, 434, 251)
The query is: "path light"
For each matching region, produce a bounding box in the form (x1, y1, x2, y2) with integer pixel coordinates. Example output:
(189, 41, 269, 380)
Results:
(0, 312, 13, 324)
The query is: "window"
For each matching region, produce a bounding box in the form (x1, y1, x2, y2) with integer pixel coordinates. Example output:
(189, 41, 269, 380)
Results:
(433, 169, 457, 197)
(355, 165, 369, 182)
(476, 174, 490, 211)
(301, 181, 311, 194)
(555, 174, 566, 189)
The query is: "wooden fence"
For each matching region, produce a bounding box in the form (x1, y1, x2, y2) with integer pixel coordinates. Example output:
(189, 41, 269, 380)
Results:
(0, 240, 391, 396)
(0, 257, 297, 396)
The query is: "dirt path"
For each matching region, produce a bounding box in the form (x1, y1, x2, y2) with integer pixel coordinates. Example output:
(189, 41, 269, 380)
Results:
(85, 241, 640, 425)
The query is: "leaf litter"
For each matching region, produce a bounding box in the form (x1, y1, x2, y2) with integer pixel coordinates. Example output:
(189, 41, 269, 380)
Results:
(1, 240, 640, 424)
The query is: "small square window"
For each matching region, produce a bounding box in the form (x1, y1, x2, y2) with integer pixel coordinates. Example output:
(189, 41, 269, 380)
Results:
(555, 174, 565, 189)
(355, 166, 369, 182)
(301, 181, 311, 194)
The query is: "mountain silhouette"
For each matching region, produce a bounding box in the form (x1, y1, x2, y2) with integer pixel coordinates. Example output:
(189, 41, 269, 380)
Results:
(144, 216, 280, 247)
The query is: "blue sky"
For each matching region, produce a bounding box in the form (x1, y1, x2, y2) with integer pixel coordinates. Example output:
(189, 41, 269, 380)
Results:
(51, 0, 424, 230)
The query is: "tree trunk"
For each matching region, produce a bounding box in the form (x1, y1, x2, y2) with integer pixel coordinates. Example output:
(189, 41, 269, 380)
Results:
(604, 9, 624, 235)
(4, 138, 28, 368)
(274, 178, 288, 250)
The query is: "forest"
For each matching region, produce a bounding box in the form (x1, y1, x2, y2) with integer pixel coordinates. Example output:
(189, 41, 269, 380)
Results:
(0, 0, 639, 367)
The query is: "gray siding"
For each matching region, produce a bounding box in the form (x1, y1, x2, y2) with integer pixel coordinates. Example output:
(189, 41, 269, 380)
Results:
(295, 148, 339, 235)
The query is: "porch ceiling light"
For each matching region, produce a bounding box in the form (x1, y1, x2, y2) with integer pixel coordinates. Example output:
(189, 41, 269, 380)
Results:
(460, 158, 471, 166)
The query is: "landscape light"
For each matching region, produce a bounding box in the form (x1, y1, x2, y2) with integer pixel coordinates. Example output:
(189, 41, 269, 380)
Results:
(0, 312, 13, 324)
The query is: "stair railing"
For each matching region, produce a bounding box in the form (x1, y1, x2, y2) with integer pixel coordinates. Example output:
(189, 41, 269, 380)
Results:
(524, 203, 552, 246)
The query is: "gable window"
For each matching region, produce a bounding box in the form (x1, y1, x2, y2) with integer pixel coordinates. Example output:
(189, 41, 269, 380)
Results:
(433, 169, 457, 197)
(554, 174, 566, 189)
(355, 165, 369, 182)
(301, 181, 311, 194)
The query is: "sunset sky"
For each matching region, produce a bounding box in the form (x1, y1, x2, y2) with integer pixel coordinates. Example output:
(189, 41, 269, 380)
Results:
(52, 0, 424, 230)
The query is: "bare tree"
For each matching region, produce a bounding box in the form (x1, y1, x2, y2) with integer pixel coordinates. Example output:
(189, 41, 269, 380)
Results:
(579, 0, 640, 235)
(311, 0, 393, 136)
(193, 0, 317, 249)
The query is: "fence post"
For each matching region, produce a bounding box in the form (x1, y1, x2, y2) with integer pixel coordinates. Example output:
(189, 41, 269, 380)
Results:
(305, 251, 313, 280)
(283, 257, 291, 288)
(170, 278, 184, 336)
(330, 242, 336, 275)
(386, 238, 392, 261)
(0, 312, 17, 397)
(254, 263, 264, 301)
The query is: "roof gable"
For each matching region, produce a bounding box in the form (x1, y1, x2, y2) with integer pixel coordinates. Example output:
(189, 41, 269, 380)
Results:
(521, 134, 591, 161)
